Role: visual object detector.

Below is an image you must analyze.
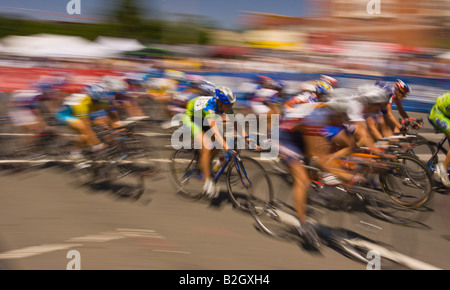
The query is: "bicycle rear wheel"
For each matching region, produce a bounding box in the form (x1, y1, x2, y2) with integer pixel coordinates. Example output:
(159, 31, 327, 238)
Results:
(359, 186, 421, 225)
(379, 154, 433, 208)
(169, 149, 204, 200)
(122, 134, 161, 177)
(108, 160, 145, 199)
(226, 156, 273, 212)
(248, 197, 302, 240)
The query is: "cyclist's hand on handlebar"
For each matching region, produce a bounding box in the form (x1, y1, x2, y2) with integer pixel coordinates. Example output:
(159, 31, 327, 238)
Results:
(246, 136, 261, 151)
(407, 118, 422, 129)
(225, 149, 237, 159)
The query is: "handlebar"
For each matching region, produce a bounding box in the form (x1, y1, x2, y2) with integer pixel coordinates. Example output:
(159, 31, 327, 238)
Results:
(399, 117, 423, 131)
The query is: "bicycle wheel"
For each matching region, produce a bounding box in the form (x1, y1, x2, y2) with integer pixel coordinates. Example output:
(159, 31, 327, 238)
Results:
(122, 134, 161, 177)
(248, 196, 302, 240)
(349, 185, 420, 225)
(406, 138, 446, 170)
(107, 155, 145, 199)
(379, 154, 433, 208)
(226, 156, 273, 212)
(169, 149, 204, 200)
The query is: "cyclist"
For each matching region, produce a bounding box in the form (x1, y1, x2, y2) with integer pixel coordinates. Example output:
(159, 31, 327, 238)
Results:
(248, 76, 285, 142)
(167, 76, 216, 117)
(103, 75, 149, 122)
(181, 86, 256, 198)
(374, 79, 417, 136)
(278, 101, 360, 248)
(328, 84, 391, 148)
(428, 92, 450, 186)
(55, 83, 118, 159)
(146, 69, 185, 102)
(284, 79, 334, 110)
(8, 89, 50, 134)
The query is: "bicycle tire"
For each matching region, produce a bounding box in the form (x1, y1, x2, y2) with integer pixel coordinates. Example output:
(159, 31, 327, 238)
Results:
(169, 149, 204, 200)
(248, 197, 301, 240)
(348, 185, 421, 225)
(406, 138, 447, 168)
(226, 156, 273, 212)
(379, 154, 433, 209)
(122, 134, 161, 177)
(107, 156, 146, 199)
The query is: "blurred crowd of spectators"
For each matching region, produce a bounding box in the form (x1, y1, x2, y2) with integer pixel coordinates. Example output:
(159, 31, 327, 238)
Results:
(0, 46, 449, 80)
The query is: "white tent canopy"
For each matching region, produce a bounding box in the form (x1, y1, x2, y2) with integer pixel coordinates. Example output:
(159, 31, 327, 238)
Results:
(437, 51, 450, 60)
(0, 33, 119, 59)
(94, 36, 145, 52)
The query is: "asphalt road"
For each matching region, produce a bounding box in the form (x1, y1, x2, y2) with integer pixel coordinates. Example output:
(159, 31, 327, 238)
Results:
(0, 111, 449, 271)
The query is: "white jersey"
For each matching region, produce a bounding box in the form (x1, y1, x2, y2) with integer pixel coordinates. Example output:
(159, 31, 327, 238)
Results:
(327, 88, 365, 122)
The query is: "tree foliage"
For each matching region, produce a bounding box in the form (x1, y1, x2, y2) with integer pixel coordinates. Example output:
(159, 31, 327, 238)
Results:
(0, 0, 210, 45)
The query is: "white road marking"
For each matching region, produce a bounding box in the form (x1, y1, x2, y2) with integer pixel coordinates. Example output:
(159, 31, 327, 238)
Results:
(153, 250, 190, 254)
(116, 228, 164, 238)
(66, 232, 124, 243)
(0, 228, 186, 260)
(0, 244, 82, 259)
(344, 238, 443, 270)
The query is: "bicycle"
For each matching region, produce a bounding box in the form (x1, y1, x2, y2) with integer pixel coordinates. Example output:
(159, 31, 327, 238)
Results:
(249, 149, 430, 244)
(169, 144, 273, 211)
(394, 118, 450, 188)
(60, 121, 159, 199)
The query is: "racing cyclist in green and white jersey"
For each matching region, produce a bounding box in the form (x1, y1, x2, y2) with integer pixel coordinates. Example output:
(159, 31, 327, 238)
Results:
(428, 92, 450, 186)
(182, 86, 257, 197)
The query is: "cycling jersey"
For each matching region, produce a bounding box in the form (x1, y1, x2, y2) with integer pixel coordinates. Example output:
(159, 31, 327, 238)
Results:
(56, 93, 112, 124)
(183, 96, 234, 138)
(284, 91, 318, 109)
(428, 93, 450, 134)
(278, 102, 352, 162)
(249, 87, 281, 115)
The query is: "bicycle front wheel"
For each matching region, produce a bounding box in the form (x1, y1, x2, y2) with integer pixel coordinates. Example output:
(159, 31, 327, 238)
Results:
(379, 154, 433, 208)
(407, 138, 447, 170)
(108, 160, 145, 199)
(226, 156, 273, 212)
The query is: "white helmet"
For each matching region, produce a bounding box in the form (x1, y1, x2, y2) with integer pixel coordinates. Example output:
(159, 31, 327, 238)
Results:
(357, 84, 390, 105)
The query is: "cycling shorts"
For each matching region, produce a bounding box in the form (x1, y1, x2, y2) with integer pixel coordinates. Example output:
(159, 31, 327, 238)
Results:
(278, 129, 305, 163)
(89, 109, 109, 120)
(56, 106, 78, 125)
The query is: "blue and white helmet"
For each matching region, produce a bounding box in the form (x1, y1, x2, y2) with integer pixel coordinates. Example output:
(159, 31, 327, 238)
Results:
(215, 86, 236, 104)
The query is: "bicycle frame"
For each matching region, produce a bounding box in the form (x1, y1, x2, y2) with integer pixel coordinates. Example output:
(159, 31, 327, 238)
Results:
(426, 135, 448, 172)
(212, 153, 252, 190)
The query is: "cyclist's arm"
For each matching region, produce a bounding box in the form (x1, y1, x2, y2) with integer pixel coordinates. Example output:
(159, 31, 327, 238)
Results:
(393, 98, 409, 119)
(353, 120, 376, 147)
(304, 134, 355, 181)
(205, 114, 230, 151)
(384, 103, 403, 131)
(366, 116, 383, 140)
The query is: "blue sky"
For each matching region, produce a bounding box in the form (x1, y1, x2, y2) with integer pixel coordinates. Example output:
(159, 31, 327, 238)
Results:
(0, 0, 313, 29)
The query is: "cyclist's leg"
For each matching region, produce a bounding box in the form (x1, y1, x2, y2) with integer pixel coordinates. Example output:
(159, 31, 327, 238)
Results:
(329, 126, 356, 160)
(278, 130, 310, 223)
(304, 134, 355, 182)
(353, 120, 376, 147)
(119, 94, 147, 119)
(428, 107, 450, 185)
